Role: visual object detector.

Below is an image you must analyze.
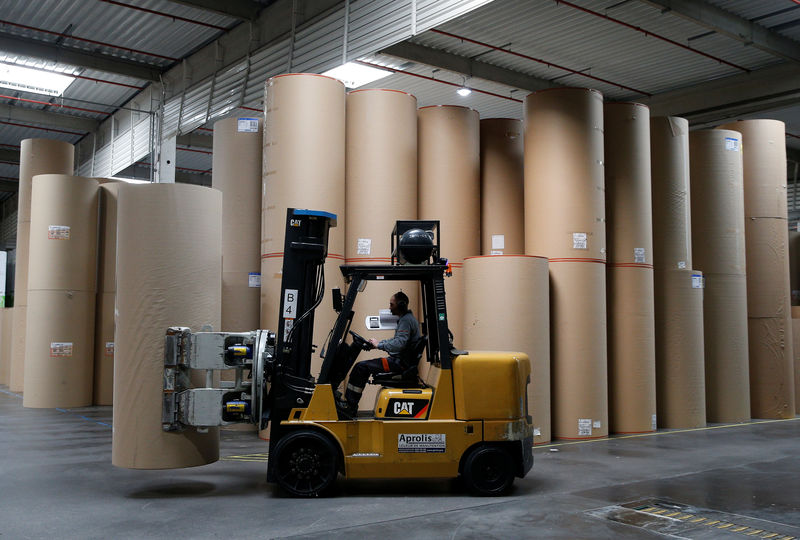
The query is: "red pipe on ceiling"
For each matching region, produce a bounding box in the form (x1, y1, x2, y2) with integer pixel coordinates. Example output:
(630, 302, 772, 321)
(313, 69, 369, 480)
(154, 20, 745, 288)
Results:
(0, 93, 110, 115)
(553, 0, 750, 73)
(97, 0, 229, 31)
(430, 28, 651, 96)
(0, 119, 86, 135)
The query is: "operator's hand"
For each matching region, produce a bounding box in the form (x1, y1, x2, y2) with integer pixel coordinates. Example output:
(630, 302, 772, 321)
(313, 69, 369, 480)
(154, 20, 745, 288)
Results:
(368, 338, 380, 350)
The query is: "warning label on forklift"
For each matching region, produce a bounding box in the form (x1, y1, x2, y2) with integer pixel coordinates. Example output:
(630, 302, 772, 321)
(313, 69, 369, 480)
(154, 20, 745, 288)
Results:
(398, 433, 446, 453)
(48, 225, 70, 240)
(50, 342, 73, 357)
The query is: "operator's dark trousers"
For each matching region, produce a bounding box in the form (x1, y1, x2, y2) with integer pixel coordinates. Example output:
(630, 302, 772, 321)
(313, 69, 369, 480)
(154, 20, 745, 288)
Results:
(345, 357, 404, 408)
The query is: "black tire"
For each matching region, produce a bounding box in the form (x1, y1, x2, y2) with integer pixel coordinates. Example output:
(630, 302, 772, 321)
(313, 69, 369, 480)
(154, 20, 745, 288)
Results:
(272, 430, 339, 497)
(462, 445, 514, 496)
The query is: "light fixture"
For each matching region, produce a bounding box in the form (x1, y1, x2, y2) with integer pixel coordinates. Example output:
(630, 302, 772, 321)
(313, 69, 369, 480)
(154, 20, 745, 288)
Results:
(457, 87, 472, 97)
(322, 61, 392, 89)
(0, 62, 75, 97)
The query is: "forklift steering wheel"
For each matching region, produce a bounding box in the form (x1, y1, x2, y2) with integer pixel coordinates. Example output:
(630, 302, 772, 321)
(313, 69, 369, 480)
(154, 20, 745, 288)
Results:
(349, 331, 374, 351)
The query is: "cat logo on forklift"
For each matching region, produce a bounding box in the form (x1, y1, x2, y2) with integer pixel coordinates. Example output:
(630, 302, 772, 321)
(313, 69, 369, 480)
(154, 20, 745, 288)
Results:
(386, 398, 430, 419)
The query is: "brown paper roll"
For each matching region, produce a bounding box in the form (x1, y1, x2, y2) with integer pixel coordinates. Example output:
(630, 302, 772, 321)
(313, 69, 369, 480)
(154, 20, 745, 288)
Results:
(690, 129, 746, 275)
(418, 105, 480, 341)
(462, 255, 550, 443)
(213, 116, 262, 332)
(0, 309, 12, 386)
(261, 74, 345, 353)
(94, 291, 115, 405)
(27, 175, 99, 292)
(0, 309, 7, 385)
(22, 290, 95, 408)
(480, 118, 524, 256)
(112, 183, 221, 469)
(550, 261, 608, 439)
(97, 182, 120, 294)
(524, 88, 605, 260)
(790, 231, 800, 306)
(17, 139, 75, 223)
(747, 316, 795, 418)
(8, 305, 26, 392)
(607, 266, 656, 433)
(744, 218, 791, 318)
(651, 116, 692, 270)
(792, 316, 800, 414)
(717, 120, 787, 219)
(604, 103, 653, 265)
(703, 272, 750, 422)
(654, 269, 706, 428)
(13, 220, 30, 307)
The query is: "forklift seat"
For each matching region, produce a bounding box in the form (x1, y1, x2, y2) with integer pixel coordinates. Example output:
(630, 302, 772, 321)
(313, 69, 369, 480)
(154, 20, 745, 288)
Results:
(370, 335, 427, 388)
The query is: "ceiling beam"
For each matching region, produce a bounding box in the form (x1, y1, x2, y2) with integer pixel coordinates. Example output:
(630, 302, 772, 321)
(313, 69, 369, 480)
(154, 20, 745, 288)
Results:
(0, 103, 100, 133)
(0, 147, 18, 163)
(639, 0, 800, 64)
(0, 180, 19, 192)
(0, 34, 163, 81)
(176, 132, 212, 149)
(162, 0, 263, 21)
(380, 41, 554, 93)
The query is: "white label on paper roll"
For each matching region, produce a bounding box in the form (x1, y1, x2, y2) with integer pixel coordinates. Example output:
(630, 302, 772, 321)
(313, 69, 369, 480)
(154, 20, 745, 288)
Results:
(634, 247, 645, 263)
(237, 117, 259, 132)
(105, 342, 114, 356)
(677, 261, 686, 269)
(592, 420, 601, 429)
(48, 225, 70, 240)
(248, 272, 261, 288)
(573, 232, 588, 250)
(490, 250, 503, 255)
(50, 342, 73, 357)
(491, 234, 505, 250)
(651, 414, 657, 430)
(692, 274, 704, 289)
(578, 418, 592, 436)
(533, 427, 541, 437)
(283, 289, 298, 317)
(725, 137, 740, 151)
(357, 238, 371, 255)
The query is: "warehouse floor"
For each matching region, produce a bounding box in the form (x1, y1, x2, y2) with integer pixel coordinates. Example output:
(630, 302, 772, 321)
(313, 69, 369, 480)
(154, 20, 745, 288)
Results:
(1, 386, 798, 540)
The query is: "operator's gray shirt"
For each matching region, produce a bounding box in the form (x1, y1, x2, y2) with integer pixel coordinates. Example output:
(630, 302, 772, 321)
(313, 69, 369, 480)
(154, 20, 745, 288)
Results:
(378, 310, 421, 366)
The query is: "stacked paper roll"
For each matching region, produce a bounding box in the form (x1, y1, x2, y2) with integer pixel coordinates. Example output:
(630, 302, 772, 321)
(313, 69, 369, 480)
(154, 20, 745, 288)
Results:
(0, 309, 7, 385)
(213, 116, 263, 333)
(94, 181, 119, 405)
(604, 102, 656, 434)
(345, 89, 418, 398)
(418, 105, 480, 348)
(719, 119, 794, 419)
(112, 183, 221, 469)
(793, 306, 800, 414)
(650, 116, 706, 428)
(525, 88, 608, 439)
(690, 129, 750, 423)
(9, 139, 74, 392)
(261, 73, 345, 378)
(23, 175, 98, 408)
(462, 255, 550, 443)
(790, 231, 800, 305)
(480, 118, 524, 255)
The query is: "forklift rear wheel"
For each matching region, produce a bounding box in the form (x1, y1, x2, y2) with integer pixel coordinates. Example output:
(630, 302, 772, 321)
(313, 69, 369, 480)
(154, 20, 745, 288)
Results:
(273, 430, 339, 497)
(462, 445, 514, 496)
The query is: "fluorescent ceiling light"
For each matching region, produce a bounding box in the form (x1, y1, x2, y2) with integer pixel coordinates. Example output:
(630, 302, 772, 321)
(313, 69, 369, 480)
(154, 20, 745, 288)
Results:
(457, 87, 472, 97)
(0, 62, 75, 97)
(322, 62, 391, 89)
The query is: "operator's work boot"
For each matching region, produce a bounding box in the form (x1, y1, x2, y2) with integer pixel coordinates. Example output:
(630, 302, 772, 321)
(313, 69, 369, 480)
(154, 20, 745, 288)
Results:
(335, 397, 357, 419)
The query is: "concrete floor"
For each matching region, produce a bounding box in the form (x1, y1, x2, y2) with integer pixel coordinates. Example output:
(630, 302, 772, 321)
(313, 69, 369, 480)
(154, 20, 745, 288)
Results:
(1, 386, 798, 540)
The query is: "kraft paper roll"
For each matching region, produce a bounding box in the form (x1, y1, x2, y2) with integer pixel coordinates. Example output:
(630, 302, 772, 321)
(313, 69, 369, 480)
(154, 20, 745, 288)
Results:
(418, 105, 480, 343)
(790, 231, 800, 306)
(22, 290, 96, 408)
(604, 103, 653, 265)
(524, 88, 605, 260)
(345, 88, 419, 394)
(213, 116, 263, 333)
(462, 255, 550, 443)
(690, 129, 746, 275)
(94, 291, 115, 405)
(654, 269, 706, 428)
(480, 118, 524, 256)
(549, 261, 608, 439)
(607, 266, 656, 433)
(8, 305, 26, 392)
(747, 316, 795, 419)
(0, 309, 12, 386)
(792, 313, 800, 414)
(261, 73, 345, 354)
(703, 272, 750, 422)
(13, 220, 31, 307)
(0, 309, 7, 385)
(744, 218, 791, 319)
(97, 182, 120, 294)
(112, 183, 221, 469)
(8, 221, 29, 392)
(650, 116, 692, 270)
(717, 120, 787, 219)
(27, 175, 99, 292)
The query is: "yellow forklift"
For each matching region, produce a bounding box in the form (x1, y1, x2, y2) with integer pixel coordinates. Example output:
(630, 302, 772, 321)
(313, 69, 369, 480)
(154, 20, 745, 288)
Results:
(163, 208, 533, 496)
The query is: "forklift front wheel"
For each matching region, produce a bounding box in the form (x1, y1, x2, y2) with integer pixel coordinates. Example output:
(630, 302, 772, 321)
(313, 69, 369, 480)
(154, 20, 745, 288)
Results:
(273, 430, 339, 497)
(461, 445, 514, 496)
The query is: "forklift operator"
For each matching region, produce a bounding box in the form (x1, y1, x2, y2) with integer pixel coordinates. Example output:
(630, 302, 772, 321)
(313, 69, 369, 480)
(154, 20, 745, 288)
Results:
(342, 291, 422, 414)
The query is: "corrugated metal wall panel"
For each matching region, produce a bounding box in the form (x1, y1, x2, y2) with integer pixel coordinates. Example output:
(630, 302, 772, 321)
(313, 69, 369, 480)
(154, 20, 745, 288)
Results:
(179, 79, 214, 134)
(94, 144, 112, 177)
(132, 117, 151, 163)
(112, 129, 133, 173)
